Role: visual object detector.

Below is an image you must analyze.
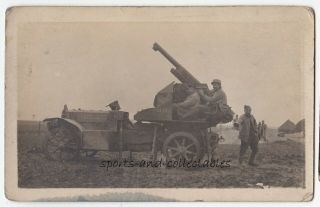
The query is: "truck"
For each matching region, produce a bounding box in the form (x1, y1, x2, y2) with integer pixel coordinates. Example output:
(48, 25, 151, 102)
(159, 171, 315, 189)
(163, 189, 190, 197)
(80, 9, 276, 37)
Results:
(43, 42, 234, 162)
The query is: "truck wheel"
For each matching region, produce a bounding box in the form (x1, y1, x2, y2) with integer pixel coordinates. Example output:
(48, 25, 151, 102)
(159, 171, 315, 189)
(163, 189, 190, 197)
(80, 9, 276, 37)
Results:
(45, 124, 79, 161)
(163, 132, 201, 162)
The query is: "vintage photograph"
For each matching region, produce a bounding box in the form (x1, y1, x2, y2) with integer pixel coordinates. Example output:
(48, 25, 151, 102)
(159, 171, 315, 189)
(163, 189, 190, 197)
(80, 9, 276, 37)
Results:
(5, 7, 314, 201)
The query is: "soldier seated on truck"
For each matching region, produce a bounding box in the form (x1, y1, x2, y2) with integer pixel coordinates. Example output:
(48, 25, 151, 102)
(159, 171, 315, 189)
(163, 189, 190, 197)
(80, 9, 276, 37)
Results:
(173, 80, 230, 121)
(197, 79, 233, 123)
(172, 85, 201, 120)
(198, 79, 227, 106)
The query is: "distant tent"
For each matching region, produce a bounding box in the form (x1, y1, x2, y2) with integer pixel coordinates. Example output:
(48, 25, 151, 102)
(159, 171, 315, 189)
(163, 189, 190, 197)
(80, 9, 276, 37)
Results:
(278, 120, 296, 133)
(295, 119, 305, 133)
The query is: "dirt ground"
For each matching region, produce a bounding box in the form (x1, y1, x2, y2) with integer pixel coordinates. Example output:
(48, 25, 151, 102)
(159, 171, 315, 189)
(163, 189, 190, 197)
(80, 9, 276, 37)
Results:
(18, 132, 305, 188)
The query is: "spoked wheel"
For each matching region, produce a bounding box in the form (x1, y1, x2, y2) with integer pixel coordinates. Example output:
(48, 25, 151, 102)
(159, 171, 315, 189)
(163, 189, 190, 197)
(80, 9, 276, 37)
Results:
(45, 123, 80, 161)
(163, 132, 201, 162)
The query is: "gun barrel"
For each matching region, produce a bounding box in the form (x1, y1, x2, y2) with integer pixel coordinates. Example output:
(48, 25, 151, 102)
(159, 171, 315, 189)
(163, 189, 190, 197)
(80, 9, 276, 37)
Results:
(153, 42, 201, 86)
(170, 68, 187, 84)
(153, 42, 182, 68)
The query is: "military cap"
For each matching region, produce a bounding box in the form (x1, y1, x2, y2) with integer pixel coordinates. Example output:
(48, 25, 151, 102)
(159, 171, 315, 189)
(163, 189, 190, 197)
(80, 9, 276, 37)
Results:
(107, 100, 121, 111)
(244, 105, 251, 110)
(211, 79, 221, 84)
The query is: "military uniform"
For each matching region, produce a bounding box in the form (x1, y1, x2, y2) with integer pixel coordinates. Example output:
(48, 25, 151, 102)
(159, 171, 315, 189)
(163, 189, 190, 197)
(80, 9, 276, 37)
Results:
(238, 113, 259, 165)
(208, 88, 227, 105)
(197, 79, 233, 123)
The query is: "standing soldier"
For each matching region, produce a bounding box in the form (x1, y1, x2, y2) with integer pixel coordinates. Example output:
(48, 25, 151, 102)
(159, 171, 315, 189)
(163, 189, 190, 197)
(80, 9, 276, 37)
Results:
(237, 105, 259, 167)
(61, 104, 69, 118)
(261, 120, 268, 142)
(257, 122, 262, 140)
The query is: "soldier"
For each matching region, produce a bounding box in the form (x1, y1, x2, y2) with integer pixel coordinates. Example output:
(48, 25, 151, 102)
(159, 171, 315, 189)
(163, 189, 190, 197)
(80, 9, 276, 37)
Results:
(257, 122, 262, 140)
(261, 120, 268, 142)
(198, 79, 227, 105)
(173, 86, 201, 120)
(61, 104, 69, 118)
(197, 79, 233, 123)
(237, 105, 259, 167)
(233, 114, 239, 129)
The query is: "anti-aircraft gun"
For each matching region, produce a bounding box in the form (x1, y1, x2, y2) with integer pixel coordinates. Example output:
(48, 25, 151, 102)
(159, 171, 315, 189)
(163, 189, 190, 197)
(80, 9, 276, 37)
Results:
(43, 43, 232, 164)
(135, 42, 234, 125)
(132, 42, 234, 161)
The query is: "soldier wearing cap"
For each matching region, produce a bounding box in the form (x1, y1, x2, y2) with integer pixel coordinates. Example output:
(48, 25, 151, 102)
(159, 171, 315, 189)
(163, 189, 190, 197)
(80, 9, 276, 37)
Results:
(198, 79, 227, 105)
(237, 105, 259, 166)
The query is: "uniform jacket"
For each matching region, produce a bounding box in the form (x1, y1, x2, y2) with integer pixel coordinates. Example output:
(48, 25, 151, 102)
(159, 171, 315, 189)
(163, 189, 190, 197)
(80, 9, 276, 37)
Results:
(207, 88, 227, 105)
(238, 114, 258, 142)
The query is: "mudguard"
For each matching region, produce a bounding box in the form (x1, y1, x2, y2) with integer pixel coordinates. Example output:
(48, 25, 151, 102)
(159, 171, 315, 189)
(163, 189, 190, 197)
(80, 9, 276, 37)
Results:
(44, 118, 117, 151)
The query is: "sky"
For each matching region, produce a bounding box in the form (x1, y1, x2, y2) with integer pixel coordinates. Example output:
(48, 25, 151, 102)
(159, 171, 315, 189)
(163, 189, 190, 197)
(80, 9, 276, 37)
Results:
(15, 8, 312, 127)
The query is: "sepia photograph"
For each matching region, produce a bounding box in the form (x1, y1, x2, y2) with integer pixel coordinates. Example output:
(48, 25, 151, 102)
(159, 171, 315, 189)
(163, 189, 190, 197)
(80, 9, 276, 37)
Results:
(5, 6, 314, 201)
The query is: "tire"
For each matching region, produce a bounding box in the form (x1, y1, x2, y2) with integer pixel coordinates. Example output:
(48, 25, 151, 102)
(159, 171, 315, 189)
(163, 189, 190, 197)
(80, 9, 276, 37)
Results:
(162, 131, 202, 162)
(45, 123, 80, 161)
